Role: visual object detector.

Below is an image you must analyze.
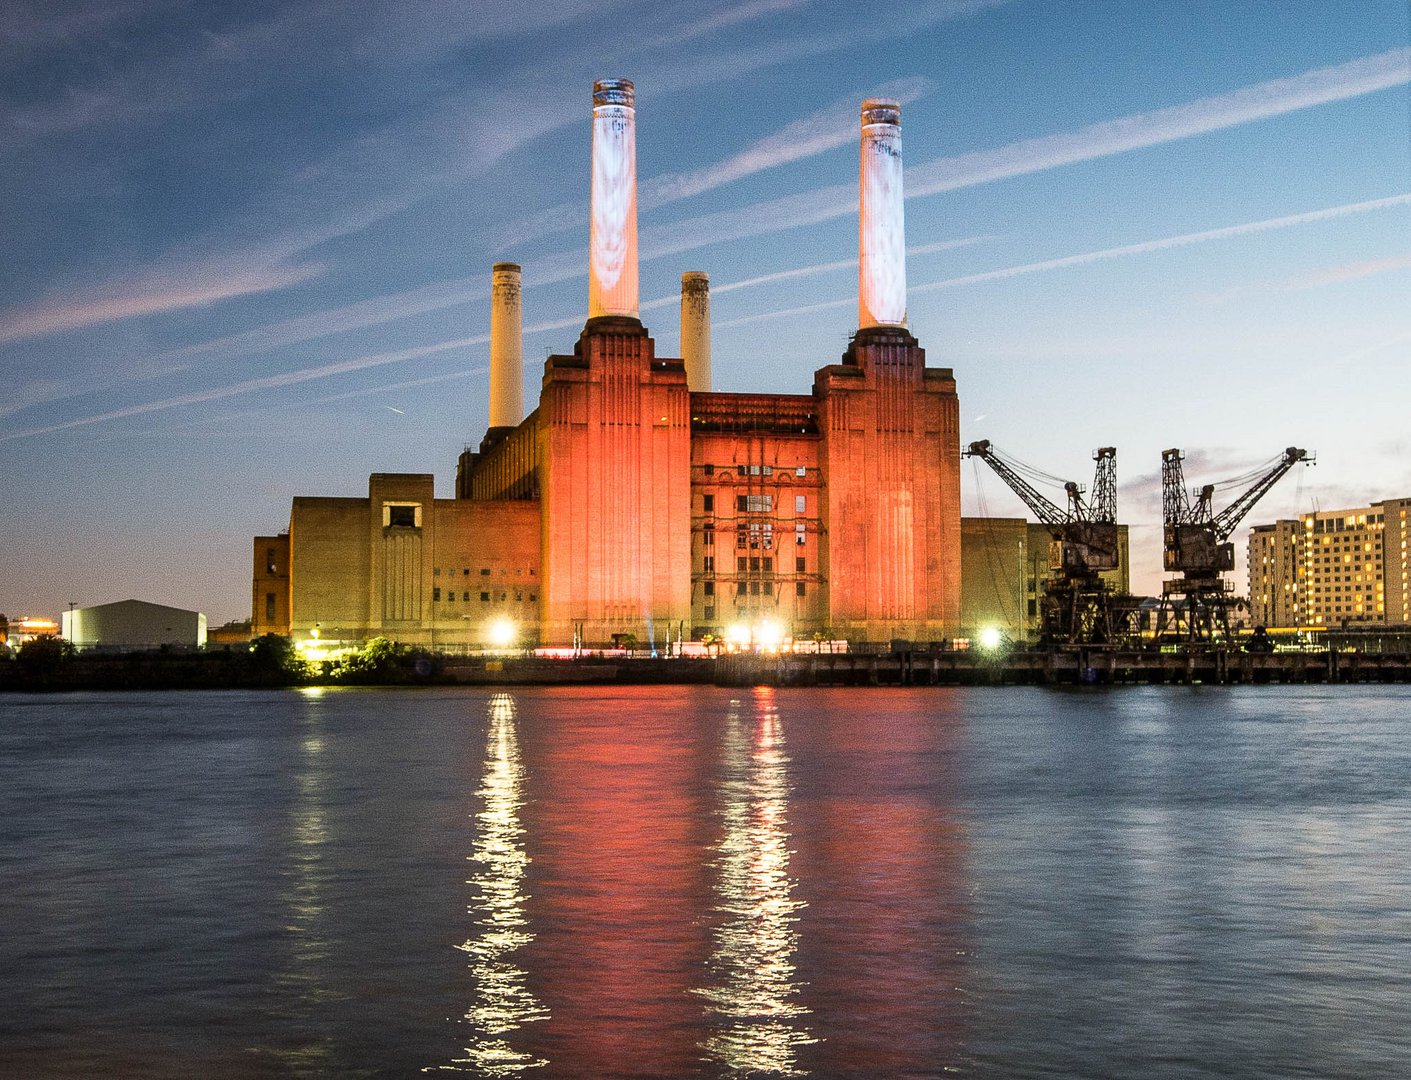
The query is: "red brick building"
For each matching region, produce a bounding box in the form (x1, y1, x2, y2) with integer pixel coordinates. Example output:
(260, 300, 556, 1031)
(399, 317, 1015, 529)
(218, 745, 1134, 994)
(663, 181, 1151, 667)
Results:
(255, 83, 960, 649)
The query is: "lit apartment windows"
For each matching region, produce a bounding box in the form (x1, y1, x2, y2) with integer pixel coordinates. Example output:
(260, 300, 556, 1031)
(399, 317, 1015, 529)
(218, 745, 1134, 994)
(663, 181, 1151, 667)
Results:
(737, 494, 773, 513)
(795, 495, 806, 513)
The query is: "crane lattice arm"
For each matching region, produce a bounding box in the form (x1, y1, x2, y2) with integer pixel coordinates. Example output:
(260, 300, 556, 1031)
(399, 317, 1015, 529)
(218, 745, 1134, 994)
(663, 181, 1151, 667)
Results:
(1211, 447, 1310, 540)
(965, 440, 1069, 529)
(1090, 447, 1117, 524)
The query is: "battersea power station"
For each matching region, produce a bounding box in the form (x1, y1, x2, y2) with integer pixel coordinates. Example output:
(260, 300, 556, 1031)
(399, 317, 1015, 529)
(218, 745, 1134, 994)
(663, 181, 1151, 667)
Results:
(252, 80, 961, 650)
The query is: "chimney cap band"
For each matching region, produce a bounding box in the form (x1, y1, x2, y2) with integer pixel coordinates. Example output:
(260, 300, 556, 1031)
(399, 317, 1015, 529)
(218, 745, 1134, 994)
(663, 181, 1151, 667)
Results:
(593, 79, 635, 108)
(861, 98, 901, 126)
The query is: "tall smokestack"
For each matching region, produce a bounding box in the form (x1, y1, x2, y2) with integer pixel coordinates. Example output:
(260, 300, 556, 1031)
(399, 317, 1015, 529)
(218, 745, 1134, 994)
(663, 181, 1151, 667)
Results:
(858, 98, 907, 330)
(589, 78, 639, 320)
(680, 271, 711, 391)
(489, 262, 523, 429)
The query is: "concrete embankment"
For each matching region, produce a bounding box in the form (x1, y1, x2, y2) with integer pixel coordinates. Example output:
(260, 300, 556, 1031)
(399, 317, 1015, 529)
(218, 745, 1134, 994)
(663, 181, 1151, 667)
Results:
(714, 647, 1411, 687)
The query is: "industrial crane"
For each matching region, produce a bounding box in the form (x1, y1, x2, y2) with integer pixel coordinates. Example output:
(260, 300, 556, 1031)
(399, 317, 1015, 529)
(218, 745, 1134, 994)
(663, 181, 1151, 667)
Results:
(1158, 446, 1312, 640)
(965, 440, 1134, 645)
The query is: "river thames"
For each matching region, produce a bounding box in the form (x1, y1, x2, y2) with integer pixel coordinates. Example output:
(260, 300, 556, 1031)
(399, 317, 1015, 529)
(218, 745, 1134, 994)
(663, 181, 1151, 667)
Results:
(3, 685, 1408, 1078)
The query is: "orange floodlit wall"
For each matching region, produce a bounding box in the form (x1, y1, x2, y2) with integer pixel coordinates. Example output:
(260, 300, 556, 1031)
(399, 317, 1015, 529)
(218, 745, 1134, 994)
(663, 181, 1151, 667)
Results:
(261, 78, 962, 647)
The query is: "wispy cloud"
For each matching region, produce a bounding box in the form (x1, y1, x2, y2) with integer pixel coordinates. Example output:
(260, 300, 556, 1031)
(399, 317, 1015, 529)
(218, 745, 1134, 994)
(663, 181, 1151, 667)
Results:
(1280, 252, 1411, 292)
(911, 192, 1411, 294)
(0, 260, 323, 346)
(644, 47, 1411, 259)
(0, 334, 485, 443)
(714, 194, 1411, 326)
(906, 47, 1411, 197)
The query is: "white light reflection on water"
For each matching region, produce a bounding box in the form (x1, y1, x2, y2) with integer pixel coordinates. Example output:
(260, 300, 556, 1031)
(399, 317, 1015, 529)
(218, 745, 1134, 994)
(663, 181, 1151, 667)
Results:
(439, 692, 548, 1074)
(697, 688, 815, 1076)
(268, 689, 339, 1072)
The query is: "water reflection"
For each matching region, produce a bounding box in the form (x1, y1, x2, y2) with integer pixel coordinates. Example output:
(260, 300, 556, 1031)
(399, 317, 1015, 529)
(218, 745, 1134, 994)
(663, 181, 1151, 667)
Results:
(269, 688, 338, 1072)
(697, 688, 814, 1076)
(443, 692, 547, 1074)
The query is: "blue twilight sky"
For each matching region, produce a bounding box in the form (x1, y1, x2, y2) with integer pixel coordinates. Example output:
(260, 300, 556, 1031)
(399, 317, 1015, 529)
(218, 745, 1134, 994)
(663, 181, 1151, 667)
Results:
(1, 0, 1409, 623)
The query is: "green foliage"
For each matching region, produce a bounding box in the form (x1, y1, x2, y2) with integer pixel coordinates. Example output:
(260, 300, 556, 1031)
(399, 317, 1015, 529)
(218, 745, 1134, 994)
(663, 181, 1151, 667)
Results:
(332, 637, 417, 681)
(16, 634, 76, 672)
(248, 634, 306, 681)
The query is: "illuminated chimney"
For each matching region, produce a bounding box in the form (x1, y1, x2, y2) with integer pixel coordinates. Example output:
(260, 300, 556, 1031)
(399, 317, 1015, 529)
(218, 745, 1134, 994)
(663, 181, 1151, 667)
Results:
(858, 98, 907, 330)
(489, 262, 523, 429)
(589, 78, 639, 320)
(680, 271, 711, 391)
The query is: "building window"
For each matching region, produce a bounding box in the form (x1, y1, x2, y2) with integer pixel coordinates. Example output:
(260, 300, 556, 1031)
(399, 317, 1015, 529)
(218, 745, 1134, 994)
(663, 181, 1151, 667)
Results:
(703, 525, 715, 547)
(385, 503, 419, 528)
(704, 606, 716, 620)
(703, 494, 715, 514)
(265, 593, 276, 622)
(796, 556, 806, 573)
(481, 568, 491, 576)
(762, 557, 773, 573)
(703, 556, 715, 573)
(796, 466, 806, 477)
(704, 581, 715, 597)
(737, 582, 747, 596)
(737, 465, 747, 476)
(464, 568, 470, 576)
(795, 495, 806, 513)
(433, 588, 441, 602)
(448, 592, 456, 602)
(750, 582, 761, 595)
(464, 591, 470, 601)
(796, 523, 806, 545)
(481, 591, 490, 602)
(704, 464, 714, 476)
(796, 582, 807, 597)
(737, 525, 748, 549)
(266, 548, 277, 574)
(528, 593, 537, 603)
(738, 556, 748, 573)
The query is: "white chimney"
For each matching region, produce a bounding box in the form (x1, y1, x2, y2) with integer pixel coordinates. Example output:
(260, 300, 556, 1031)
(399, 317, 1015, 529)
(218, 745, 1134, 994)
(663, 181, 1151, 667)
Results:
(680, 271, 711, 391)
(858, 98, 907, 330)
(588, 78, 639, 319)
(489, 262, 523, 428)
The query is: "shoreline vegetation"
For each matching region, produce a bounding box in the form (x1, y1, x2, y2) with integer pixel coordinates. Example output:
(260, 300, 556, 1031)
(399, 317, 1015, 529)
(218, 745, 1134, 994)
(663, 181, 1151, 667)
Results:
(5, 634, 1411, 691)
(0, 634, 717, 692)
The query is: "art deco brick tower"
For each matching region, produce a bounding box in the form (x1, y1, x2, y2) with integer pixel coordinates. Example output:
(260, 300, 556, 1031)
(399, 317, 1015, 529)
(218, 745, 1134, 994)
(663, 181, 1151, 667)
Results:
(816, 99, 961, 639)
(537, 79, 693, 646)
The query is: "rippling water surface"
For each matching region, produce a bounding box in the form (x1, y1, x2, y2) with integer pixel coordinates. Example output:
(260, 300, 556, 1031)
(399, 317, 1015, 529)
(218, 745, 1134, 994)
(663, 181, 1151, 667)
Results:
(2, 685, 1409, 1078)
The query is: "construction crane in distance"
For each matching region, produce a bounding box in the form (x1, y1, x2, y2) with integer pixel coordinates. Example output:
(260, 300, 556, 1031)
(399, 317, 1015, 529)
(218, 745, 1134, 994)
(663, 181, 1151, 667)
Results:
(965, 440, 1134, 645)
(1159, 446, 1312, 640)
